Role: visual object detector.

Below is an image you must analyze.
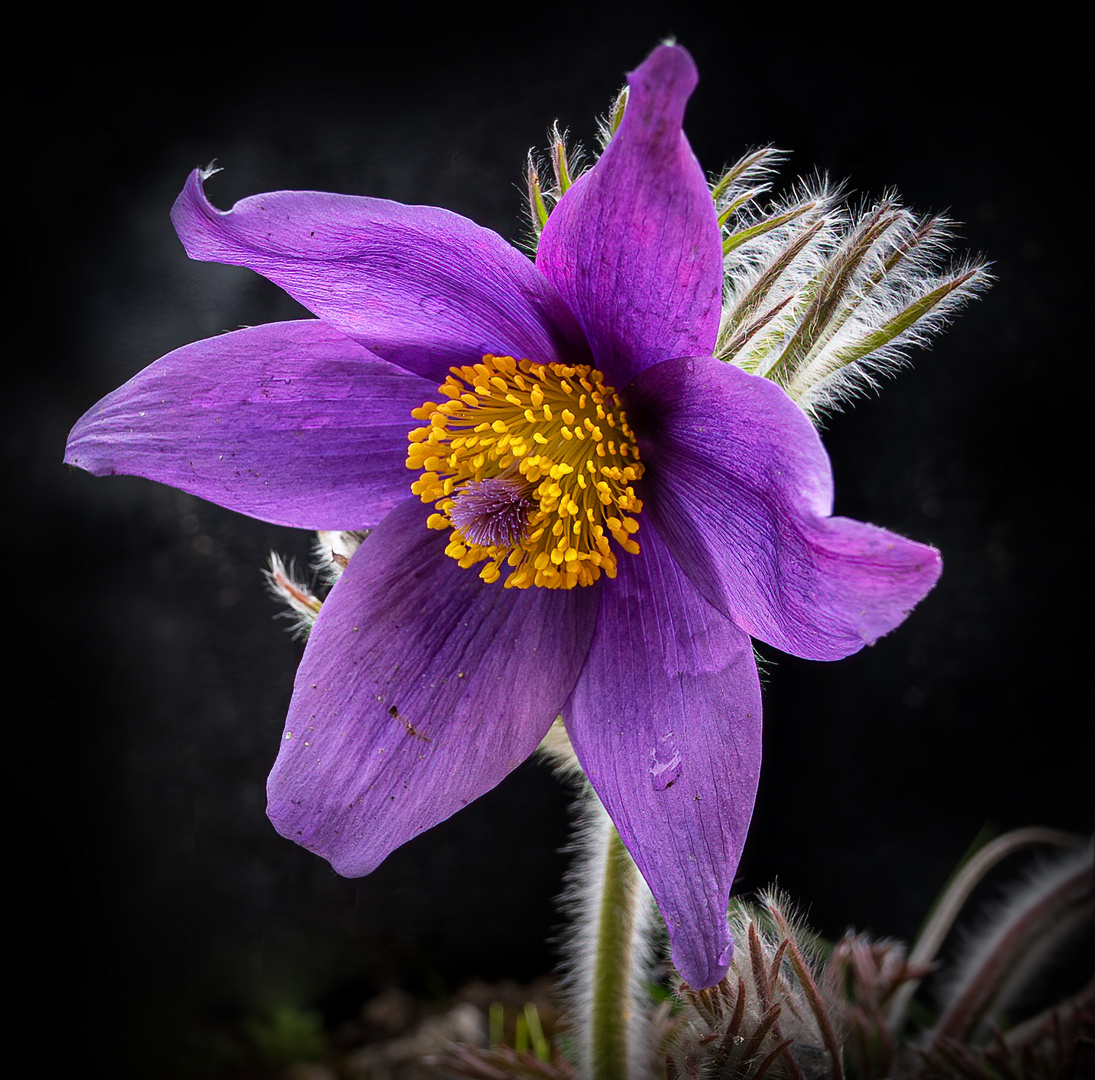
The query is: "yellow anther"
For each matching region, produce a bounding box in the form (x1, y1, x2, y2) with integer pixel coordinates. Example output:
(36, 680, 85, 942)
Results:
(407, 354, 644, 589)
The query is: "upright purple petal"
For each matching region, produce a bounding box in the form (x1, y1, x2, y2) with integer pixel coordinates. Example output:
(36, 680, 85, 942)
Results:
(267, 497, 601, 877)
(564, 525, 762, 988)
(172, 172, 590, 382)
(536, 45, 722, 386)
(66, 321, 433, 530)
(627, 356, 942, 660)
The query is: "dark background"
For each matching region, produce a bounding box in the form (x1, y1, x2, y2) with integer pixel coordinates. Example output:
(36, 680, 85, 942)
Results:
(15, 9, 1089, 1077)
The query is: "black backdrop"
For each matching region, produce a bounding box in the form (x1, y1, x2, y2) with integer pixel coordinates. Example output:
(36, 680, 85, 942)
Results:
(16, 10, 1090, 1077)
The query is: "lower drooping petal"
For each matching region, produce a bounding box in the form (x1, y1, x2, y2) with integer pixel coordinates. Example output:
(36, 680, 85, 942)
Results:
(536, 44, 722, 387)
(65, 321, 434, 530)
(563, 523, 762, 989)
(627, 356, 942, 661)
(172, 171, 591, 383)
(267, 497, 602, 877)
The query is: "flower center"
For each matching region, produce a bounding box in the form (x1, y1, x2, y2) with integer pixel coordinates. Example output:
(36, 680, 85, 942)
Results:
(448, 476, 533, 549)
(406, 354, 643, 589)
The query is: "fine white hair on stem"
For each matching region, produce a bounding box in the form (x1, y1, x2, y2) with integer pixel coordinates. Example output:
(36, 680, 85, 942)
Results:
(926, 839, 1094, 1046)
(596, 85, 629, 150)
(264, 531, 370, 640)
(886, 826, 1084, 1033)
(555, 786, 661, 1080)
(313, 529, 369, 584)
(716, 174, 845, 370)
(263, 552, 321, 639)
(536, 716, 584, 779)
(523, 122, 590, 249)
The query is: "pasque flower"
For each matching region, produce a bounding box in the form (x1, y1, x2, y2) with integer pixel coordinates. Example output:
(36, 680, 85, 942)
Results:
(65, 45, 942, 988)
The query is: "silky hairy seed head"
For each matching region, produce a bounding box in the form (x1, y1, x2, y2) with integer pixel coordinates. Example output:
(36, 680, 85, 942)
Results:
(406, 354, 643, 589)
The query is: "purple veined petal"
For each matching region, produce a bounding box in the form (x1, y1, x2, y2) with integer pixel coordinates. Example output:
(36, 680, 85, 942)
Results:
(172, 171, 591, 382)
(267, 497, 602, 877)
(563, 522, 762, 989)
(627, 355, 943, 661)
(536, 44, 722, 388)
(65, 320, 435, 530)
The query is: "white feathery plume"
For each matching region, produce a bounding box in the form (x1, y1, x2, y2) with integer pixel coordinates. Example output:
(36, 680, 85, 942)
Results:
(714, 165, 991, 422)
(263, 553, 322, 639)
(264, 530, 370, 639)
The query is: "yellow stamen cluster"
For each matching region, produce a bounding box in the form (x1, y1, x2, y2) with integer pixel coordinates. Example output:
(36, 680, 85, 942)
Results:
(406, 354, 644, 589)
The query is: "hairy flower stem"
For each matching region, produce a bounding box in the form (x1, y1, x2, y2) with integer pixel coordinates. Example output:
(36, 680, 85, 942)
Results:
(590, 826, 639, 1079)
(564, 791, 655, 1080)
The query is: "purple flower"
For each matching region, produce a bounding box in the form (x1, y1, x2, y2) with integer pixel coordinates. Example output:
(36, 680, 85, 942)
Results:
(64, 45, 940, 988)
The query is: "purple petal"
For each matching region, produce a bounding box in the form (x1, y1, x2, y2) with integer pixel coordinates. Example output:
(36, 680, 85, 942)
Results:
(267, 497, 601, 877)
(564, 524, 762, 988)
(65, 320, 434, 530)
(535, 44, 722, 387)
(627, 356, 942, 661)
(172, 171, 590, 382)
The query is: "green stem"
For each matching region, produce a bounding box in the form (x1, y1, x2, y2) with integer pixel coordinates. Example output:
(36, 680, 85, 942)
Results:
(589, 824, 640, 1080)
(556, 786, 653, 1080)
